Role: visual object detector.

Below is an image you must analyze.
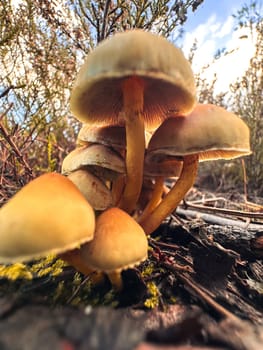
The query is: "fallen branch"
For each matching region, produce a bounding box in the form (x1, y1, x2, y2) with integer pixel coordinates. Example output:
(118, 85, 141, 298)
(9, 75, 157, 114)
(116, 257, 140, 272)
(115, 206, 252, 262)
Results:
(176, 207, 263, 231)
(184, 200, 263, 220)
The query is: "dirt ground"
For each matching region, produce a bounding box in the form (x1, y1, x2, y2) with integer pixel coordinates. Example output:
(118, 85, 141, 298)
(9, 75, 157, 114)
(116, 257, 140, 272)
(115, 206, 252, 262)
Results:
(0, 191, 262, 350)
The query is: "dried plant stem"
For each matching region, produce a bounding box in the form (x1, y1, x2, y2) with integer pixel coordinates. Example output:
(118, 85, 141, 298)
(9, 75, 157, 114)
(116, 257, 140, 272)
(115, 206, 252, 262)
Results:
(0, 107, 34, 179)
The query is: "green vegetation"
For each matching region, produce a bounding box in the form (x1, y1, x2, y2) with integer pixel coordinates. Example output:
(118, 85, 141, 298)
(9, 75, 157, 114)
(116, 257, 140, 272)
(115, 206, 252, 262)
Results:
(194, 2, 263, 196)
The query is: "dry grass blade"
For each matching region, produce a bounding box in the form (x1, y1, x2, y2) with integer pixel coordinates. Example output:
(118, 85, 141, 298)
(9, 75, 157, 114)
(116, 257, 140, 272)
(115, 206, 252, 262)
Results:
(0, 106, 35, 206)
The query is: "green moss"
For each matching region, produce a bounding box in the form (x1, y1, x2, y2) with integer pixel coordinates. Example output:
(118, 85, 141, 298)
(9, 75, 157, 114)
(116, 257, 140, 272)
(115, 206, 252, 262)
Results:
(101, 289, 119, 307)
(144, 281, 160, 309)
(53, 281, 66, 302)
(141, 262, 155, 277)
(169, 295, 177, 304)
(0, 255, 68, 282)
(0, 253, 164, 309)
(72, 272, 83, 286)
(0, 263, 33, 280)
(30, 255, 67, 277)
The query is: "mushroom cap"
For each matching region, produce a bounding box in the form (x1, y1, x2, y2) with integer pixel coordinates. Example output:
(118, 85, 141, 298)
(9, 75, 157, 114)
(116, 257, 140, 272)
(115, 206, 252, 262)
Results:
(147, 104, 251, 161)
(77, 124, 153, 150)
(77, 124, 126, 149)
(0, 173, 95, 263)
(61, 144, 126, 175)
(68, 169, 113, 210)
(70, 29, 196, 127)
(144, 157, 182, 178)
(80, 207, 148, 273)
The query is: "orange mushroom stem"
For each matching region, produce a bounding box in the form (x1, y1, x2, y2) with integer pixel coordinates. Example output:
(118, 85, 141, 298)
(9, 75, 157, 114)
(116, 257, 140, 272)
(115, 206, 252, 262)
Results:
(137, 177, 164, 224)
(60, 249, 105, 285)
(140, 155, 198, 235)
(107, 270, 124, 291)
(118, 77, 146, 213)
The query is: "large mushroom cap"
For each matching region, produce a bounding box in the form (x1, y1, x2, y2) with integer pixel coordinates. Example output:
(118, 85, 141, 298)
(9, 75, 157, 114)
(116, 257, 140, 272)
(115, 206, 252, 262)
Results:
(70, 29, 196, 127)
(80, 207, 148, 273)
(0, 173, 95, 263)
(147, 104, 251, 161)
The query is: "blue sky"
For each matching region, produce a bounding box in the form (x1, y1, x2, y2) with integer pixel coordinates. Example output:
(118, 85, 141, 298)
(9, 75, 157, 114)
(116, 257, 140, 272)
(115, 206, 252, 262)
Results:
(184, 0, 246, 31)
(178, 0, 257, 93)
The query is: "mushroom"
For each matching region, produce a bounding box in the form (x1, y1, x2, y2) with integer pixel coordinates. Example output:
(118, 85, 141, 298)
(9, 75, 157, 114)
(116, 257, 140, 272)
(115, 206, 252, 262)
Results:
(68, 170, 113, 211)
(70, 29, 196, 213)
(75, 125, 153, 206)
(78, 207, 148, 291)
(62, 144, 125, 179)
(62, 143, 126, 207)
(0, 173, 95, 263)
(76, 123, 152, 156)
(144, 158, 182, 179)
(76, 124, 126, 151)
(140, 104, 251, 234)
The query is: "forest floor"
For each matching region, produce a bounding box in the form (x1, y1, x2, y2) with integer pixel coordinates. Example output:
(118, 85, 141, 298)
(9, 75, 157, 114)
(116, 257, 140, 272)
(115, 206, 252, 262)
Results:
(0, 187, 262, 350)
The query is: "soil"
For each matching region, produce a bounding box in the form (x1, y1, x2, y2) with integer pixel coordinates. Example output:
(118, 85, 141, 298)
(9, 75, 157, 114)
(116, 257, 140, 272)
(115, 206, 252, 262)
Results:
(0, 197, 262, 350)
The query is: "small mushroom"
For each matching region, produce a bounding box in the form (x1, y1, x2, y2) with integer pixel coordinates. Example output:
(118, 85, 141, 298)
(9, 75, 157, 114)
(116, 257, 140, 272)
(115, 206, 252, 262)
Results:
(77, 124, 126, 151)
(144, 158, 182, 178)
(70, 29, 196, 213)
(77, 124, 152, 155)
(68, 170, 113, 211)
(140, 104, 251, 234)
(78, 207, 148, 291)
(75, 125, 153, 206)
(0, 173, 95, 263)
(61, 144, 125, 181)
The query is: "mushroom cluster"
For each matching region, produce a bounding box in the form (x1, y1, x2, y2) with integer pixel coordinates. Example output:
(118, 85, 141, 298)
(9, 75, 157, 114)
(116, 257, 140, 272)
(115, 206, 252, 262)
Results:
(0, 173, 148, 290)
(65, 29, 251, 233)
(0, 30, 251, 292)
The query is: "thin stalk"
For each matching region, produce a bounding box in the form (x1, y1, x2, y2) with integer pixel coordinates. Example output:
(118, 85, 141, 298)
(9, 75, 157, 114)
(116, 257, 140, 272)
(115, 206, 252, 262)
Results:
(140, 155, 199, 235)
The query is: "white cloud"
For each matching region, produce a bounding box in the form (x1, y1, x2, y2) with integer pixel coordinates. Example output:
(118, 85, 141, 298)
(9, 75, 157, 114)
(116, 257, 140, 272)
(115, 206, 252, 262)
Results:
(182, 15, 256, 94)
(214, 16, 234, 38)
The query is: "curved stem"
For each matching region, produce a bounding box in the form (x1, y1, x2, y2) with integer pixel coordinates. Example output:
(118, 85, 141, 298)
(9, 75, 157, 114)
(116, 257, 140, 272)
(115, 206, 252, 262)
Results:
(137, 177, 164, 223)
(140, 155, 199, 235)
(118, 77, 145, 214)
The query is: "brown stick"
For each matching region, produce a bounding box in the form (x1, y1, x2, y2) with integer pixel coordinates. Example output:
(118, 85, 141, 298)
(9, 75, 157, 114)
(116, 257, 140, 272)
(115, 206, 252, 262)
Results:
(0, 107, 34, 178)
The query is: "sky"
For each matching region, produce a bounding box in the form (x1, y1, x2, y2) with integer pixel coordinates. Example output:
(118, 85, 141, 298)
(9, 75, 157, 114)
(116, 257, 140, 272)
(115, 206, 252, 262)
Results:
(179, 0, 257, 94)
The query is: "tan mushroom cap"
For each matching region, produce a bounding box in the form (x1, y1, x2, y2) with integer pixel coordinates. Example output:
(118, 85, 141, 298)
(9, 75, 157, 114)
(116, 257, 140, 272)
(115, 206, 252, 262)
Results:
(71, 30, 196, 213)
(68, 170, 113, 210)
(77, 124, 126, 149)
(144, 158, 182, 178)
(77, 124, 153, 150)
(147, 104, 251, 161)
(79, 207, 148, 273)
(140, 104, 251, 235)
(61, 144, 126, 175)
(70, 29, 196, 126)
(0, 173, 95, 263)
